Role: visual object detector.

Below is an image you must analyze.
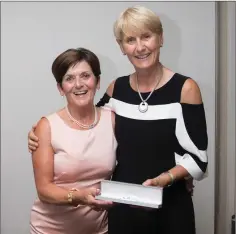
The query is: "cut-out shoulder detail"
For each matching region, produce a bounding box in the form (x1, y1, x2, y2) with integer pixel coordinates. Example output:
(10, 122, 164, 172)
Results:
(181, 78, 202, 104)
(106, 79, 116, 97)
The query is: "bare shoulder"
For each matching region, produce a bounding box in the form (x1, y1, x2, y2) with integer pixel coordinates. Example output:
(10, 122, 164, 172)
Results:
(106, 79, 116, 97)
(35, 117, 51, 139)
(181, 78, 203, 104)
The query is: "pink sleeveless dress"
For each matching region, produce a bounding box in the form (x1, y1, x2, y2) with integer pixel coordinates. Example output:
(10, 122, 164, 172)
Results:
(30, 108, 117, 234)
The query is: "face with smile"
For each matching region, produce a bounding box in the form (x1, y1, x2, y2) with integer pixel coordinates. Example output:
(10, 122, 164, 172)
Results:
(119, 30, 163, 71)
(57, 60, 100, 108)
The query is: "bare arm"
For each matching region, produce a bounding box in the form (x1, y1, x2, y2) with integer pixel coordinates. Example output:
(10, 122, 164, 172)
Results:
(32, 117, 113, 208)
(32, 117, 70, 204)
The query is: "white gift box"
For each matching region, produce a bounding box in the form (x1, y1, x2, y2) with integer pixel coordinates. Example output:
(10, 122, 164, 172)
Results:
(96, 180, 163, 209)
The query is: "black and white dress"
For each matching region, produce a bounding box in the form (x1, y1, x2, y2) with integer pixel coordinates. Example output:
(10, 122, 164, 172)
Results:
(97, 73, 208, 234)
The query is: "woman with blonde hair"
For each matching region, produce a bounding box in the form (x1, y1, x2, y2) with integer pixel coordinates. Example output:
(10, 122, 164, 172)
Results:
(28, 5, 208, 234)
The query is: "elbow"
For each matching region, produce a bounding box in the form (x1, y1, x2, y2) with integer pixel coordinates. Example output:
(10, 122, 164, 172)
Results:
(190, 167, 208, 181)
(182, 165, 208, 181)
(189, 162, 208, 181)
(36, 185, 56, 204)
(37, 190, 51, 204)
(35, 184, 68, 205)
(177, 154, 208, 181)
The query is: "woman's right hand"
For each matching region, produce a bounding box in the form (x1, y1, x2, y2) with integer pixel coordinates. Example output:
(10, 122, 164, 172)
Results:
(75, 187, 113, 211)
(28, 123, 39, 153)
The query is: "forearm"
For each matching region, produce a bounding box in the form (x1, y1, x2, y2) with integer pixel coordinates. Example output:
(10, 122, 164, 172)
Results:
(168, 165, 190, 181)
(37, 184, 77, 205)
(143, 165, 191, 188)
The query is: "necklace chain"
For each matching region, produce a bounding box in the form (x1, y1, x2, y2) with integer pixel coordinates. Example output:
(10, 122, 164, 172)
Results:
(65, 106, 98, 129)
(136, 66, 163, 104)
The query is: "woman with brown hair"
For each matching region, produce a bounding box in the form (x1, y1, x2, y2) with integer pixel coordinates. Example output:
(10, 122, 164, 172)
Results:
(30, 47, 116, 234)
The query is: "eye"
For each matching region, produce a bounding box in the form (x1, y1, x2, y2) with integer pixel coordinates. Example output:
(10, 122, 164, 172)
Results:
(142, 34, 151, 40)
(126, 37, 136, 44)
(64, 76, 74, 81)
(81, 73, 91, 80)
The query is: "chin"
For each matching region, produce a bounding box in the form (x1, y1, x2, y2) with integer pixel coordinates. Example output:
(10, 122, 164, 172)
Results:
(132, 60, 155, 70)
(74, 100, 91, 108)
(135, 63, 155, 70)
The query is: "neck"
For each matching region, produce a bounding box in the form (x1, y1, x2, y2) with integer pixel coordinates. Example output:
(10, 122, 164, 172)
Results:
(66, 104, 95, 123)
(135, 63, 163, 88)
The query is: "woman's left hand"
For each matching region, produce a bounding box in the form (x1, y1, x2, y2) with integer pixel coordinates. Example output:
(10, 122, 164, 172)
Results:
(142, 173, 172, 187)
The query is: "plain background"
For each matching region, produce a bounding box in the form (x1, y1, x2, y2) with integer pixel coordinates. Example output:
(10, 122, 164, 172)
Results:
(1, 2, 216, 234)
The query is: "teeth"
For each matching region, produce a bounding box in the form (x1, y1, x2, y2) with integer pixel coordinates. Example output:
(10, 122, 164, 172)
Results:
(136, 54, 150, 59)
(74, 91, 87, 95)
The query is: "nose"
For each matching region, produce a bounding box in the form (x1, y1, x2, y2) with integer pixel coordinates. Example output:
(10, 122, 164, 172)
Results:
(75, 76, 83, 88)
(136, 39, 145, 52)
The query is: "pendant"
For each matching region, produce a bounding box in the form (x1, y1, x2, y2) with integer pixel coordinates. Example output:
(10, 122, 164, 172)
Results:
(138, 101, 148, 113)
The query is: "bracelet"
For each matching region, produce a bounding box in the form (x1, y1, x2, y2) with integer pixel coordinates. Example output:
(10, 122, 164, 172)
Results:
(67, 188, 78, 204)
(165, 171, 175, 187)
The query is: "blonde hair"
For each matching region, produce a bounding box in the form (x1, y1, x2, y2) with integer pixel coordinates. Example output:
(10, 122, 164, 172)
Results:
(114, 5, 163, 41)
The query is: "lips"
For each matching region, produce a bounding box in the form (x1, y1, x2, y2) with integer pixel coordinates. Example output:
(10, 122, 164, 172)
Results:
(73, 90, 88, 96)
(135, 53, 151, 59)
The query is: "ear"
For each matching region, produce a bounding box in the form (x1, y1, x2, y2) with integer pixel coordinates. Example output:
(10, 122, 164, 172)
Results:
(116, 39, 126, 55)
(57, 83, 64, 96)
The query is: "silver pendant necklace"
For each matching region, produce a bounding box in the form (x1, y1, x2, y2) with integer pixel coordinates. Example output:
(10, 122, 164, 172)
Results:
(136, 67, 163, 113)
(65, 105, 98, 129)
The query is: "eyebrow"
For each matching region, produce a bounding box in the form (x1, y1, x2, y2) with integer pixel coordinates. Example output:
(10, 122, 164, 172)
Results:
(125, 31, 152, 38)
(80, 71, 92, 74)
(65, 71, 92, 76)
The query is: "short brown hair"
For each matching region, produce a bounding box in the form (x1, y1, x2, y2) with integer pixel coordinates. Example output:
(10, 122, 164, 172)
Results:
(52, 47, 101, 85)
